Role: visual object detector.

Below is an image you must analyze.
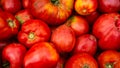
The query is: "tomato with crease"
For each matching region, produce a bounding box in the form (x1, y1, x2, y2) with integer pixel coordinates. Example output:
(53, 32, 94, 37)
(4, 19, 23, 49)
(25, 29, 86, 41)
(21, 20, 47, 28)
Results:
(18, 19, 51, 48)
(0, 11, 20, 40)
(2, 43, 27, 68)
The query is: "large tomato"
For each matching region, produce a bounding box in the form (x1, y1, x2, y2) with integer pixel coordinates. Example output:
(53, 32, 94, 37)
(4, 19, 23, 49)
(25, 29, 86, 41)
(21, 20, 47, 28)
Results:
(93, 13, 120, 50)
(51, 24, 76, 53)
(98, 0, 120, 13)
(73, 34, 97, 56)
(0, 11, 20, 40)
(24, 42, 59, 68)
(98, 50, 120, 68)
(65, 53, 98, 68)
(2, 43, 27, 68)
(1, 0, 22, 14)
(18, 19, 51, 48)
(29, 0, 74, 25)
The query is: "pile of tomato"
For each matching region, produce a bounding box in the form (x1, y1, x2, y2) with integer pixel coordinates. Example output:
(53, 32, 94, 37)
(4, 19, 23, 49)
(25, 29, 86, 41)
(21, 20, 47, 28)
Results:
(0, 0, 120, 68)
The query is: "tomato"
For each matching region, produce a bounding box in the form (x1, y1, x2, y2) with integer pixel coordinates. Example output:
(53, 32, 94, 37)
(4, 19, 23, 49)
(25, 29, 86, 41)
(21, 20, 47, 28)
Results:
(2, 43, 27, 68)
(65, 53, 98, 68)
(1, 0, 22, 14)
(24, 42, 59, 68)
(65, 15, 89, 36)
(75, 0, 98, 15)
(18, 19, 51, 48)
(98, 0, 120, 13)
(93, 13, 120, 50)
(51, 24, 76, 53)
(98, 50, 120, 68)
(29, 0, 74, 25)
(73, 34, 97, 56)
(0, 11, 20, 40)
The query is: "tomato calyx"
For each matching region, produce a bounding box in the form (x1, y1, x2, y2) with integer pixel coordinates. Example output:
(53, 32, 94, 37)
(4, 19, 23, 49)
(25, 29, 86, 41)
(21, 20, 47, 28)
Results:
(2, 61, 10, 68)
(28, 32, 35, 40)
(51, 0, 59, 6)
(82, 64, 89, 68)
(105, 63, 114, 68)
(15, 16, 24, 24)
(7, 20, 14, 28)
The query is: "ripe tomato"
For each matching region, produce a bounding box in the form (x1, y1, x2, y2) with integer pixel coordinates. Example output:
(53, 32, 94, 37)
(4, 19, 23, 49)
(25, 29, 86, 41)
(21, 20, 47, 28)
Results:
(0, 11, 20, 40)
(65, 53, 98, 68)
(98, 50, 120, 68)
(18, 19, 51, 48)
(24, 42, 59, 68)
(1, 0, 22, 14)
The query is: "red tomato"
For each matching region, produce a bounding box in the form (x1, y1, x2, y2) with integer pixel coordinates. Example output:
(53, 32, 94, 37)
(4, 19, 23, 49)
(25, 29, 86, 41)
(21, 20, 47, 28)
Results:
(73, 34, 97, 56)
(75, 0, 98, 15)
(29, 0, 74, 25)
(51, 24, 76, 53)
(98, 0, 120, 13)
(2, 43, 27, 68)
(65, 53, 98, 68)
(24, 42, 59, 68)
(0, 11, 20, 40)
(18, 19, 51, 48)
(98, 50, 120, 68)
(1, 0, 22, 14)
(93, 13, 120, 50)
(65, 15, 89, 36)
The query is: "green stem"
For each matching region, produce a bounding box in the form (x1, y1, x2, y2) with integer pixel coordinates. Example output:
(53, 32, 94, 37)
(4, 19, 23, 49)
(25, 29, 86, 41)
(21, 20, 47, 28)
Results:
(51, 0, 59, 5)
(105, 63, 113, 68)
(2, 62, 10, 68)
(82, 64, 89, 68)
(28, 32, 35, 40)
(8, 20, 14, 28)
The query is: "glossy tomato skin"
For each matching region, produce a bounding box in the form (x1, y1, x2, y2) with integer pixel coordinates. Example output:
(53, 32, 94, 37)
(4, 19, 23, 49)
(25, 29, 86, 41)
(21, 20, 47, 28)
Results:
(15, 9, 33, 24)
(2, 43, 27, 68)
(65, 15, 89, 37)
(51, 24, 76, 53)
(18, 19, 51, 48)
(22, 0, 29, 9)
(1, 0, 22, 14)
(73, 34, 97, 56)
(75, 0, 98, 15)
(114, 61, 120, 68)
(0, 11, 20, 40)
(65, 53, 98, 68)
(98, 50, 120, 68)
(29, 0, 74, 25)
(98, 0, 120, 13)
(24, 42, 59, 68)
(93, 13, 120, 50)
